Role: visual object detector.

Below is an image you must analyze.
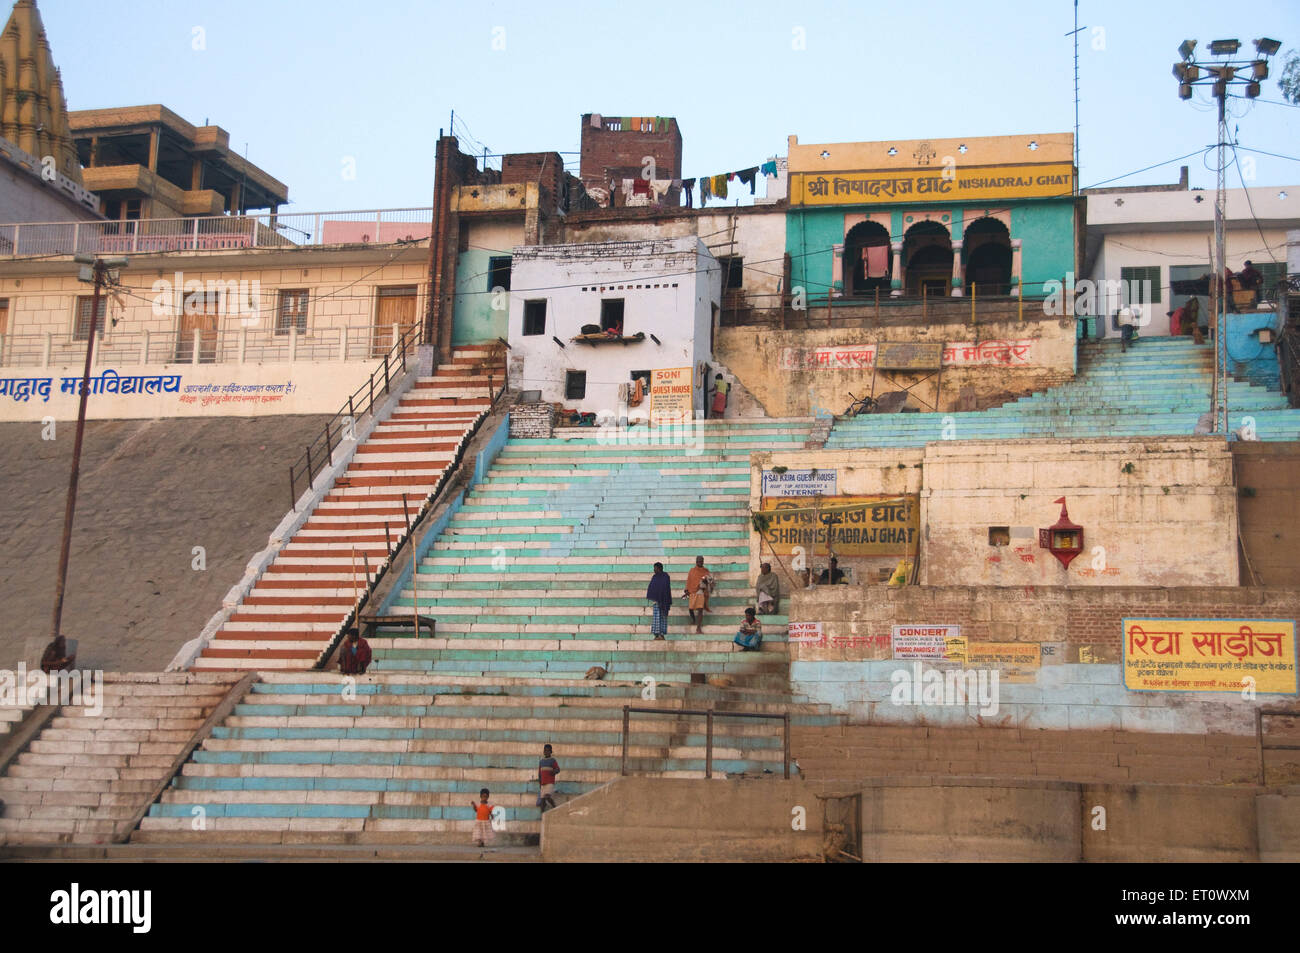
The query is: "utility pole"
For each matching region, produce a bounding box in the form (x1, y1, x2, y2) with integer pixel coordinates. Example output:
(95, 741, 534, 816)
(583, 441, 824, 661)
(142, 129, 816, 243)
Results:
(49, 254, 128, 648)
(1174, 37, 1282, 436)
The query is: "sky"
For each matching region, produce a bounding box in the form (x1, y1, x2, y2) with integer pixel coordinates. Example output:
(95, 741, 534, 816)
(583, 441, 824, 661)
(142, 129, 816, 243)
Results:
(33, 0, 1300, 213)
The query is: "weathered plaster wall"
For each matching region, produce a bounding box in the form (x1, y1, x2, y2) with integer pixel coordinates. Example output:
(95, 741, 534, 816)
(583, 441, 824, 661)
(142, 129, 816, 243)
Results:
(716, 317, 1076, 417)
(788, 584, 1300, 734)
(452, 219, 525, 345)
(921, 438, 1239, 588)
(751, 438, 1237, 591)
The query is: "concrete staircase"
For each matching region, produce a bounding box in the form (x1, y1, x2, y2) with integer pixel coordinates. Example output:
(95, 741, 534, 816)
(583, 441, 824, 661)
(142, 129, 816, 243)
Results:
(192, 346, 502, 672)
(133, 419, 848, 846)
(135, 673, 837, 845)
(0, 674, 239, 845)
(827, 336, 1300, 448)
(374, 418, 817, 686)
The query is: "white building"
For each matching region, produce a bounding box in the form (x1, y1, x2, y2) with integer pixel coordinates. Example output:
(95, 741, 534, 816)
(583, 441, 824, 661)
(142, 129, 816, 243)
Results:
(506, 236, 722, 418)
(1084, 177, 1298, 338)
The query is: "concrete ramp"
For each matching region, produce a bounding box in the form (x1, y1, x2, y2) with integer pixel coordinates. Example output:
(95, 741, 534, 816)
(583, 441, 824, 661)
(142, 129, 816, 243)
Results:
(0, 415, 328, 671)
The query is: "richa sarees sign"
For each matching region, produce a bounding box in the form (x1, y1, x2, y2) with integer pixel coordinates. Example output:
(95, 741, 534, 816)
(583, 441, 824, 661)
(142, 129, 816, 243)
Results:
(1122, 618, 1297, 694)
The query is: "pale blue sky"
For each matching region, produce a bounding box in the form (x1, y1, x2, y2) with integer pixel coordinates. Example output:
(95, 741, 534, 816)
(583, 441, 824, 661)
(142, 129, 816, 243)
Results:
(36, 0, 1300, 212)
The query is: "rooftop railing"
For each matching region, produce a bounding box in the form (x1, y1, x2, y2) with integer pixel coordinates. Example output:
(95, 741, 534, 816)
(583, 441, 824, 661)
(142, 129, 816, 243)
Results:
(0, 208, 433, 258)
(0, 322, 418, 369)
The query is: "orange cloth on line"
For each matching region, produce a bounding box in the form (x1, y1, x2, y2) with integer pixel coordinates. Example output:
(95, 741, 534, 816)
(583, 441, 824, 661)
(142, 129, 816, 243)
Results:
(686, 566, 711, 593)
(474, 802, 494, 821)
(712, 174, 728, 199)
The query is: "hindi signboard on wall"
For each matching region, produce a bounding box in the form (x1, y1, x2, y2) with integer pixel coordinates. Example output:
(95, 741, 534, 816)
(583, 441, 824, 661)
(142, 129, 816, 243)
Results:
(791, 163, 1074, 206)
(1122, 618, 1297, 693)
(758, 495, 918, 556)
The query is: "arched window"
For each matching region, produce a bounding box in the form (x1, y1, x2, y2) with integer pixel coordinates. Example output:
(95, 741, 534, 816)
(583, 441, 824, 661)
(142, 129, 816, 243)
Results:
(903, 221, 952, 297)
(963, 217, 1012, 295)
(843, 220, 891, 296)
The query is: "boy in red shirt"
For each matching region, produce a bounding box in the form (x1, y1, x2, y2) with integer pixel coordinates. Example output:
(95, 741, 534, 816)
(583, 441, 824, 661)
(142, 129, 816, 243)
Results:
(470, 788, 496, 847)
(537, 744, 561, 812)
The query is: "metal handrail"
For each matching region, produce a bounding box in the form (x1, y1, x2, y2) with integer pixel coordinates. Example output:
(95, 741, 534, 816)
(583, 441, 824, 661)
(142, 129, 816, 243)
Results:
(0, 322, 424, 369)
(0, 207, 434, 258)
(620, 705, 791, 779)
(287, 321, 421, 510)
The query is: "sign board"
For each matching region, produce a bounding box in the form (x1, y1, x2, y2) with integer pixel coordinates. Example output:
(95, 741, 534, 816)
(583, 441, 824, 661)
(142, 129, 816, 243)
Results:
(758, 495, 919, 556)
(891, 625, 965, 660)
(875, 342, 944, 371)
(778, 340, 1036, 371)
(791, 163, 1074, 206)
(967, 641, 1042, 683)
(1122, 619, 1297, 694)
(649, 367, 693, 423)
(761, 469, 837, 497)
(787, 622, 825, 645)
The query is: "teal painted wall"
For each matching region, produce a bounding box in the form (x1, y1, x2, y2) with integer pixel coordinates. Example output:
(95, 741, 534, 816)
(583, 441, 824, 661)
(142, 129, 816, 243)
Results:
(1010, 202, 1075, 299)
(453, 249, 508, 344)
(786, 201, 1076, 301)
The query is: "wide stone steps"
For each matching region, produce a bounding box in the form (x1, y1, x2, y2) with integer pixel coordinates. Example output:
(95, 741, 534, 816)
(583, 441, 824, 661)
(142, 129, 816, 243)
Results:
(0, 674, 240, 845)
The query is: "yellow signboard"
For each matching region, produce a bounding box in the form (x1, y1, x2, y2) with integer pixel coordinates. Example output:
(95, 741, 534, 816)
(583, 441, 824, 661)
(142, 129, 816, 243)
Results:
(758, 495, 918, 556)
(649, 367, 692, 423)
(967, 642, 1042, 683)
(1123, 619, 1297, 694)
(791, 163, 1074, 206)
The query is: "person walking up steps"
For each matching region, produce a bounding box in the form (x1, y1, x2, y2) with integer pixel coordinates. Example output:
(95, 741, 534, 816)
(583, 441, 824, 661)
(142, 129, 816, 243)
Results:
(685, 555, 714, 634)
(537, 744, 561, 812)
(646, 562, 672, 640)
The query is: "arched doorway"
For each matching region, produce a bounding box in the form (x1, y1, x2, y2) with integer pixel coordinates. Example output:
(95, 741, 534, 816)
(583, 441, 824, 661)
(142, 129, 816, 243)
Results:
(903, 221, 952, 297)
(843, 221, 891, 296)
(963, 218, 1012, 295)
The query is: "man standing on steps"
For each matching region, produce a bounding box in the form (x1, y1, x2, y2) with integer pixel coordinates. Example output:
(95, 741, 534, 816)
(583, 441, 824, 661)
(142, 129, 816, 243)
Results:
(709, 373, 729, 419)
(685, 555, 714, 634)
(646, 562, 672, 640)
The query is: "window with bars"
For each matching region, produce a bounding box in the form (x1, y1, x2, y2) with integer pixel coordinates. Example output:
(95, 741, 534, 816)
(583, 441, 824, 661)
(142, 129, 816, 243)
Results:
(719, 256, 744, 290)
(1120, 266, 1162, 305)
(74, 295, 106, 341)
(275, 289, 309, 334)
(565, 370, 586, 400)
(1258, 262, 1286, 300)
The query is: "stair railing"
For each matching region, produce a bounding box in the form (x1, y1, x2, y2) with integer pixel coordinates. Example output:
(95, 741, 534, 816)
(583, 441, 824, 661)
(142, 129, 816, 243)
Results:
(287, 322, 422, 510)
(620, 705, 791, 779)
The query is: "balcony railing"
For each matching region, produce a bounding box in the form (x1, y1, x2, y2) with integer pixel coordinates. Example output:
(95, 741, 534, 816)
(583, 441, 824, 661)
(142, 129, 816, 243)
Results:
(0, 322, 420, 369)
(0, 208, 434, 258)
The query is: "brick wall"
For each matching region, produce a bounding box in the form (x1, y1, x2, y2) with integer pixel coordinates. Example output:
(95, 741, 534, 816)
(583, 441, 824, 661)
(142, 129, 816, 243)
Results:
(501, 152, 564, 213)
(579, 115, 682, 195)
(508, 401, 554, 438)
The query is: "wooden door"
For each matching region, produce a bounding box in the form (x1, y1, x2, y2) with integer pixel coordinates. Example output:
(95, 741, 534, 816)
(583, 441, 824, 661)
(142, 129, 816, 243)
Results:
(175, 309, 218, 363)
(373, 286, 418, 357)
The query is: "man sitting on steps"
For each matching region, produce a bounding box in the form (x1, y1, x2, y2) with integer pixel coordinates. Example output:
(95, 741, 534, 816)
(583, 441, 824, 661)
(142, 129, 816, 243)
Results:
(338, 627, 372, 675)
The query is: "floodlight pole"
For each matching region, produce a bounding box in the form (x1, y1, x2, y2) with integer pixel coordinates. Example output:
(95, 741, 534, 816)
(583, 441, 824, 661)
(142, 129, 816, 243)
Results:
(49, 255, 126, 648)
(1214, 89, 1228, 436)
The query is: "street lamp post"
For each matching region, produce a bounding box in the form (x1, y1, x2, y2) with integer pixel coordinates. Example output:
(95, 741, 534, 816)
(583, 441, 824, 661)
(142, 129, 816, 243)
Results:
(48, 254, 128, 650)
(1174, 37, 1282, 436)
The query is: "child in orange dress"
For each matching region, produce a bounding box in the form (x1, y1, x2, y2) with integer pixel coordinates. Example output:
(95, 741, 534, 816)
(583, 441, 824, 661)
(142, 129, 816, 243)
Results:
(470, 788, 496, 846)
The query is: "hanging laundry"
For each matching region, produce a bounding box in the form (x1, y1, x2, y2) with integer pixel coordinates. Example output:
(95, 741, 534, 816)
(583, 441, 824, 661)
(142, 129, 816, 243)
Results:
(711, 174, 728, 200)
(590, 113, 603, 128)
(632, 178, 651, 195)
(650, 179, 673, 202)
(682, 178, 696, 208)
(699, 176, 712, 204)
(865, 244, 890, 278)
(736, 166, 760, 194)
(587, 186, 610, 208)
(760, 160, 778, 177)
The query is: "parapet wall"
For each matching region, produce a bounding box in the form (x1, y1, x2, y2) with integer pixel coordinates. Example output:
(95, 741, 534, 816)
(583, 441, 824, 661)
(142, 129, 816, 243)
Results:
(789, 585, 1300, 734)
